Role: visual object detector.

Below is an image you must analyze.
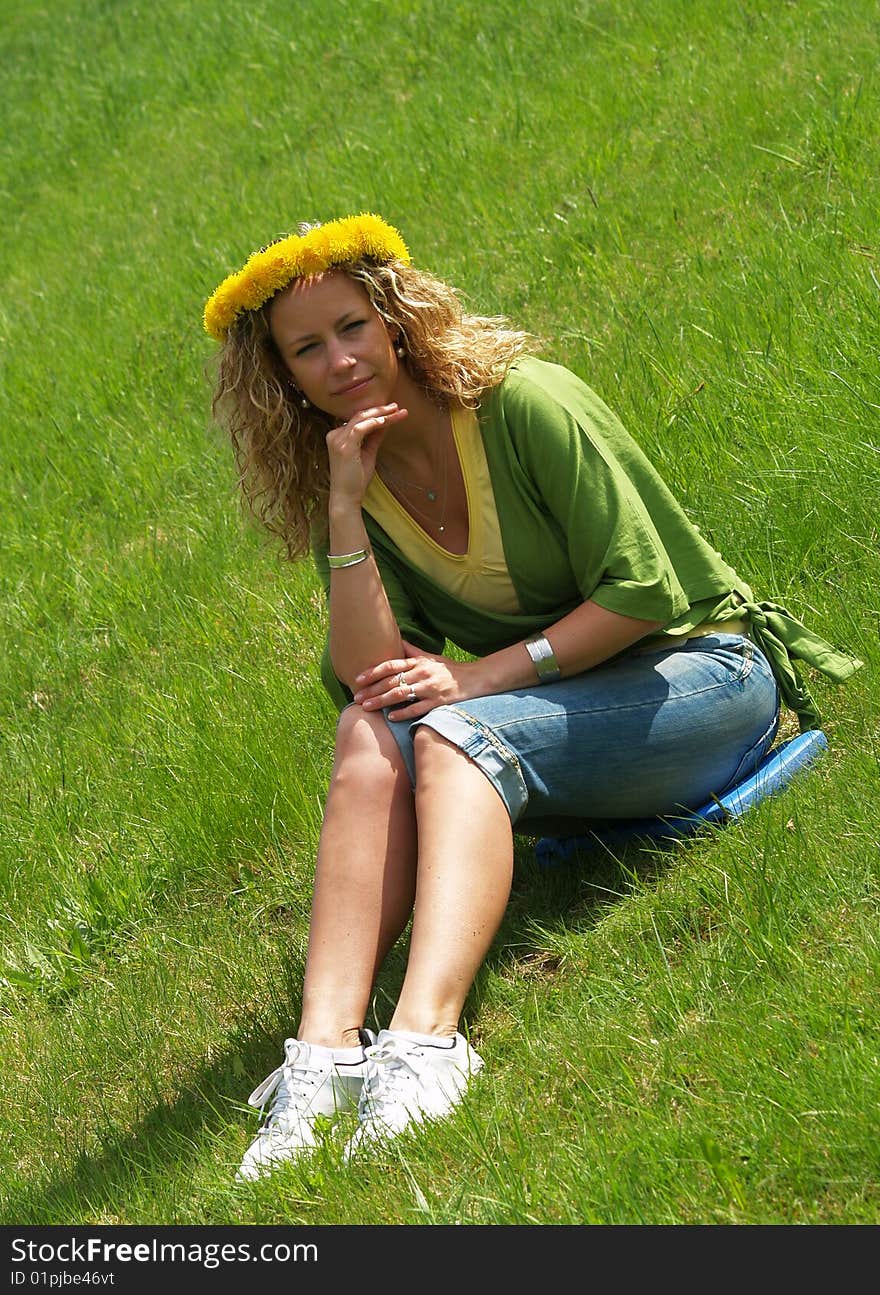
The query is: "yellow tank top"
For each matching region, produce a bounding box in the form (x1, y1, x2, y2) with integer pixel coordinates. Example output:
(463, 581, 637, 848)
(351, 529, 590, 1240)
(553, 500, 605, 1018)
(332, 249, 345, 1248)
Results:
(363, 406, 521, 614)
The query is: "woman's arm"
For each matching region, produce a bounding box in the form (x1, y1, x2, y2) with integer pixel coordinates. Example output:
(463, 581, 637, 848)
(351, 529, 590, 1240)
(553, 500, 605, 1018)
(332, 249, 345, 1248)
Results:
(352, 600, 664, 717)
(326, 502, 404, 691)
(324, 403, 409, 690)
(478, 600, 664, 691)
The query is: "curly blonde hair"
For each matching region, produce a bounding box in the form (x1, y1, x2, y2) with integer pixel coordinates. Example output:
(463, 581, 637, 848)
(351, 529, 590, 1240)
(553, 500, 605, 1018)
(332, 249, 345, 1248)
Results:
(210, 258, 535, 561)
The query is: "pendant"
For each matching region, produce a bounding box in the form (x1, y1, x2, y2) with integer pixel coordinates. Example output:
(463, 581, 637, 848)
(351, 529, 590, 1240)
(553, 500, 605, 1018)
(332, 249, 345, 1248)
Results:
(427, 490, 437, 502)
(438, 525, 445, 532)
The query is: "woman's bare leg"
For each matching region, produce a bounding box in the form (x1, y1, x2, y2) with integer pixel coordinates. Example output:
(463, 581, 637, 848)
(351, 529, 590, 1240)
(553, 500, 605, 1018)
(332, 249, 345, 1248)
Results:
(297, 706, 418, 1048)
(389, 726, 514, 1037)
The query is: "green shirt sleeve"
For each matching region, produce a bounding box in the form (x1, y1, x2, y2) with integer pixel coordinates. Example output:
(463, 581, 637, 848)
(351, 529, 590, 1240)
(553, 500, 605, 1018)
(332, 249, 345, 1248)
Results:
(500, 370, 691, 624)
(494, 364, 863, 729)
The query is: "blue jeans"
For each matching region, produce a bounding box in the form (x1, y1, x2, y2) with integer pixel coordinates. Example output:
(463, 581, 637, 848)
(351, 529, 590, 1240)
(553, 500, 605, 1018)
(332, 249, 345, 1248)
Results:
(380, 633, 780, 837)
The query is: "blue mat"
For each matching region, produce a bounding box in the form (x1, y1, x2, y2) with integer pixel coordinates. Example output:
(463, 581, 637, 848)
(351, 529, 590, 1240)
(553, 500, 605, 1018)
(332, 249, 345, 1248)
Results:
(535, 729, 828, 865)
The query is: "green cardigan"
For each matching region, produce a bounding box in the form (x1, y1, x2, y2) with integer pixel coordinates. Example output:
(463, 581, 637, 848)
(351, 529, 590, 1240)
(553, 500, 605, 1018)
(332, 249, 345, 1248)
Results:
(313, 358, 861, 729)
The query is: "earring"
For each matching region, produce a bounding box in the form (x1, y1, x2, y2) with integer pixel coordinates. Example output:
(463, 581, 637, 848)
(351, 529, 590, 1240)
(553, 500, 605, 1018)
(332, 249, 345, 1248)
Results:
(395, 338, 406, 358)
(300, 395, 309, 408)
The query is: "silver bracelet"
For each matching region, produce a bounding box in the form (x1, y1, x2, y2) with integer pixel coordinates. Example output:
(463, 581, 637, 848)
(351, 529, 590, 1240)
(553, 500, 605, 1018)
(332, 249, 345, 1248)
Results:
(524, 632, 561, 683)
(327, 547, 371, 569)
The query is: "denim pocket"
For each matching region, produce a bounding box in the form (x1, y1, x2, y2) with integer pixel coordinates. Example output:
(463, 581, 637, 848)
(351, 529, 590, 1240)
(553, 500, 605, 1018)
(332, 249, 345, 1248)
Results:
(681, 633, 754, 683)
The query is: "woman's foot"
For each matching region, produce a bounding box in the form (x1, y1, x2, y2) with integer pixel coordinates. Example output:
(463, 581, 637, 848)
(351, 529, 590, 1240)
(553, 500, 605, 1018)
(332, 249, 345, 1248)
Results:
(345, 1028, 484, 1158)
(237, 1032, 375, 1181)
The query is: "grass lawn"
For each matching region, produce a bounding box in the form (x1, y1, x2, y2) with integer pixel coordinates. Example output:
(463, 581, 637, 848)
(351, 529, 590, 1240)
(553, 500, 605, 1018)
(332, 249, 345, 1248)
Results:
(1, 0, 877, 1231)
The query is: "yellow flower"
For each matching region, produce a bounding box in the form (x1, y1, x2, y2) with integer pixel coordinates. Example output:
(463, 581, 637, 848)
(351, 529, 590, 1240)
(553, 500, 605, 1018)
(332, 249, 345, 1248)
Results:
(203, 213, 411, 340)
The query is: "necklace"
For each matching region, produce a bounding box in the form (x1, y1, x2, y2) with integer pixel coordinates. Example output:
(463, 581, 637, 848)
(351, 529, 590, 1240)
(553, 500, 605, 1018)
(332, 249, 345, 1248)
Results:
(379, 418, 450, 533)
(380, 465, 441, 502)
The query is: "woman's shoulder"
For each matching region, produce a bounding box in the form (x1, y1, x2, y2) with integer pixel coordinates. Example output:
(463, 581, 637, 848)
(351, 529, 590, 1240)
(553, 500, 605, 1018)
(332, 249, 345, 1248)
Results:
(482, 355, 614, 438)
(494, 355, 587, 401)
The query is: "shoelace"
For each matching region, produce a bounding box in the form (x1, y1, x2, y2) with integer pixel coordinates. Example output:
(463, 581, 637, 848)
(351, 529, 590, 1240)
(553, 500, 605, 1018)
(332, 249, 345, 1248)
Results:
(359, 1038, 431, 1120)
(247, 1039, 326, 1131)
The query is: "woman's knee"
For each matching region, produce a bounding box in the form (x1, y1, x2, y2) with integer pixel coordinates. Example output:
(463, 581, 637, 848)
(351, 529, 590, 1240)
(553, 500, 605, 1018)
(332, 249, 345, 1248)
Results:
(412, 721, 459, 766)
(332, 704, 410, 788)
(411, 723, 479, 784)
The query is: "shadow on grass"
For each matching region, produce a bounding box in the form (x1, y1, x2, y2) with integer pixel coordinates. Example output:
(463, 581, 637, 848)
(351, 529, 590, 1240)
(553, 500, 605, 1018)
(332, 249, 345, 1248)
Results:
(5, 833, 679, 1225)
(509, 826, 681, 932)
(464, 830, 682, 1022)
(1, 979, 316, 1226)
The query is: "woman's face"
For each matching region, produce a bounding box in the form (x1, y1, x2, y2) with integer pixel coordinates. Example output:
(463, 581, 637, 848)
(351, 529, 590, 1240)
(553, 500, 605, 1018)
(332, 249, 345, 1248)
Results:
(268, 271, 400, 421)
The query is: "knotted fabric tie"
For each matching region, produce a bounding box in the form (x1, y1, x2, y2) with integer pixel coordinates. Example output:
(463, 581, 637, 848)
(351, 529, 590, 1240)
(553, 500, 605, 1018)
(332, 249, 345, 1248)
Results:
(739, 598, 863, 732)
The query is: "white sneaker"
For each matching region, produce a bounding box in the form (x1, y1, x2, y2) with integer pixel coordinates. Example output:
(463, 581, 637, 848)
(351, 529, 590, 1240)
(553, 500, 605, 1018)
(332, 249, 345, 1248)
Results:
(236, 1031, 376, 1181)
(346, 1028, 484, 1157)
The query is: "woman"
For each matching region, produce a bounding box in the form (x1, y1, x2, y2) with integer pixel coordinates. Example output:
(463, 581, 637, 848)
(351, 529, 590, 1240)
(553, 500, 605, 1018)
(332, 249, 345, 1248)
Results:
(205, 213, 860, 1181)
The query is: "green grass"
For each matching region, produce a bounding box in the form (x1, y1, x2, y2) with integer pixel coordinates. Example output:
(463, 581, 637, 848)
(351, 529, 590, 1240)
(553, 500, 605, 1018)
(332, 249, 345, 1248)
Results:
(1, 0, 877, 1225)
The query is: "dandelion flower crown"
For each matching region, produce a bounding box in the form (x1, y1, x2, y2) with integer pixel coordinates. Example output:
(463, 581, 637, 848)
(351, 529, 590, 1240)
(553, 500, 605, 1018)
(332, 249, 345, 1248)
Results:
(203, 212, 411, 341)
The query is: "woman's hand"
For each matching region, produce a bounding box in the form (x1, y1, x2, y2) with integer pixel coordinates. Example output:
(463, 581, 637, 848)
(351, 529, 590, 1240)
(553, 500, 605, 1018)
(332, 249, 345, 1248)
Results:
(326, 403, 408, 509)
(352, 640, 484, 720)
